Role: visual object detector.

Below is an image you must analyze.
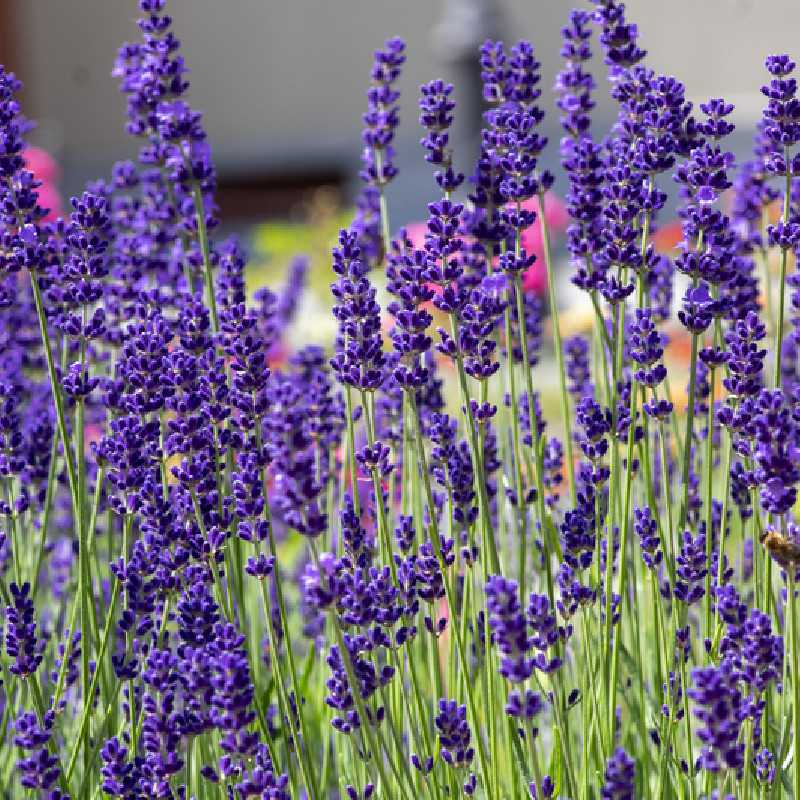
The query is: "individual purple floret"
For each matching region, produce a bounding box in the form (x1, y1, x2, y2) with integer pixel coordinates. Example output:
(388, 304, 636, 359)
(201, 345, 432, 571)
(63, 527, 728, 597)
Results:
(601, 747, 635, 800)
(529, 775, 555, 798)
(346, 784, 375, 800)
(505, 688, 544, 721)
(678, 284, 715, 335)
(435, 698, 475, 769)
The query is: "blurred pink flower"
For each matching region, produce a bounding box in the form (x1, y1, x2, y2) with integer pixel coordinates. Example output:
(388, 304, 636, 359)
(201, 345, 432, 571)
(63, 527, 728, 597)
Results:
(24, 145, 62, 220)
(403, 220, 428, 249)
(395, 192, 567, 297)
(521, 192, 567, 296)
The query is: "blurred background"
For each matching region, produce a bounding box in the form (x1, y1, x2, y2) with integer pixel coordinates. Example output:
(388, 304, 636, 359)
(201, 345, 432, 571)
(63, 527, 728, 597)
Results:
(8, 0, 800, 215)
(3, 0, 800, 351)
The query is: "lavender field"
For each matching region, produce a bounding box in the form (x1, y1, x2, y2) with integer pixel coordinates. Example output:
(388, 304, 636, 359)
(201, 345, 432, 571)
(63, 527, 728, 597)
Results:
(1, 1, 799, 799)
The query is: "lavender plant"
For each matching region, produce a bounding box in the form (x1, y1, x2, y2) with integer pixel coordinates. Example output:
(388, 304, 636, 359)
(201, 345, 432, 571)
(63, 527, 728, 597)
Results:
(3, 1, 800, 798)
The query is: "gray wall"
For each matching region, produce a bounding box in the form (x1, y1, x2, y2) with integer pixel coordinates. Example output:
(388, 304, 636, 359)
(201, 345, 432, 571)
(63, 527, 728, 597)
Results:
(13, 0, 800, 198)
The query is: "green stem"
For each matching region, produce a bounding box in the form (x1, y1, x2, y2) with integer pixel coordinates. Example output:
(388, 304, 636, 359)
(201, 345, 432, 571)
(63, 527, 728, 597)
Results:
(29, 274, 78, 511)
(28, 676, 72, 797)
(714, 430, 734, 626)
(791, 568, 800, 800)
(504, 292, 529, 597)
(407, 393, 498, 800)
(538, 191, 576, 502)
(257, 571, 318, 800)
(679, 655, 697, 800)
(774, 165, 791, 389)
(512, 271, 552, 563)
(64, 580, 121, 784)
(703, 367, 716, 639)
(678, 332, 699, 532)
(328, 604, 408, 800)
(359, 391, 398, 583)
(190, 182, 219, 333)
(447, 315, 501, 575)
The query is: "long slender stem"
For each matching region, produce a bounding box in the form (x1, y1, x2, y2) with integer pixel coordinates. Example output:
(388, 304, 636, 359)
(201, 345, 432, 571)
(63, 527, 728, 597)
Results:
(64, 580, 121, 784)
(774, 165, 791, 388)
(679, 655, 697, 800)
(258, 570, 319, 800)
(679, 332, 699, 532)
(407, 393, 498, 800)
(29, 274, 78, 510)
(504, 310, 529, 596)
(703, 367, 716, 638)
(512, 270, 552, 547)
(791, 568, 800, 800)
(538, 191, 576, 502)
(190, 182, 219, 333)
(447, 315, 501, 575)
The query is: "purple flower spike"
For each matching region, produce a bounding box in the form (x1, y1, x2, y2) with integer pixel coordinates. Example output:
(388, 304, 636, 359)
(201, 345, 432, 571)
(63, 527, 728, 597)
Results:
(5, 582, 44, 678)
(330, 229, 387, 392)
(485, 575, 534, 682)
(361, 38, 405, 188)
(761, 54, 800, 175)
(353, 37, 405, 263)
(674, 531, 708, 604)
(419, 79, 464, 192)
(689, 659, 745, 773)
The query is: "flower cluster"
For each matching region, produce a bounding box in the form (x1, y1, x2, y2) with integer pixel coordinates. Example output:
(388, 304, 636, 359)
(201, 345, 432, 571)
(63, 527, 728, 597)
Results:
(3, 3, 800, 800)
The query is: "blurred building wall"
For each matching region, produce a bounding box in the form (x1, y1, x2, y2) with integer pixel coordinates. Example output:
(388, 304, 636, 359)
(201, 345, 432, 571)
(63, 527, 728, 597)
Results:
(11, 0, 800, 196)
